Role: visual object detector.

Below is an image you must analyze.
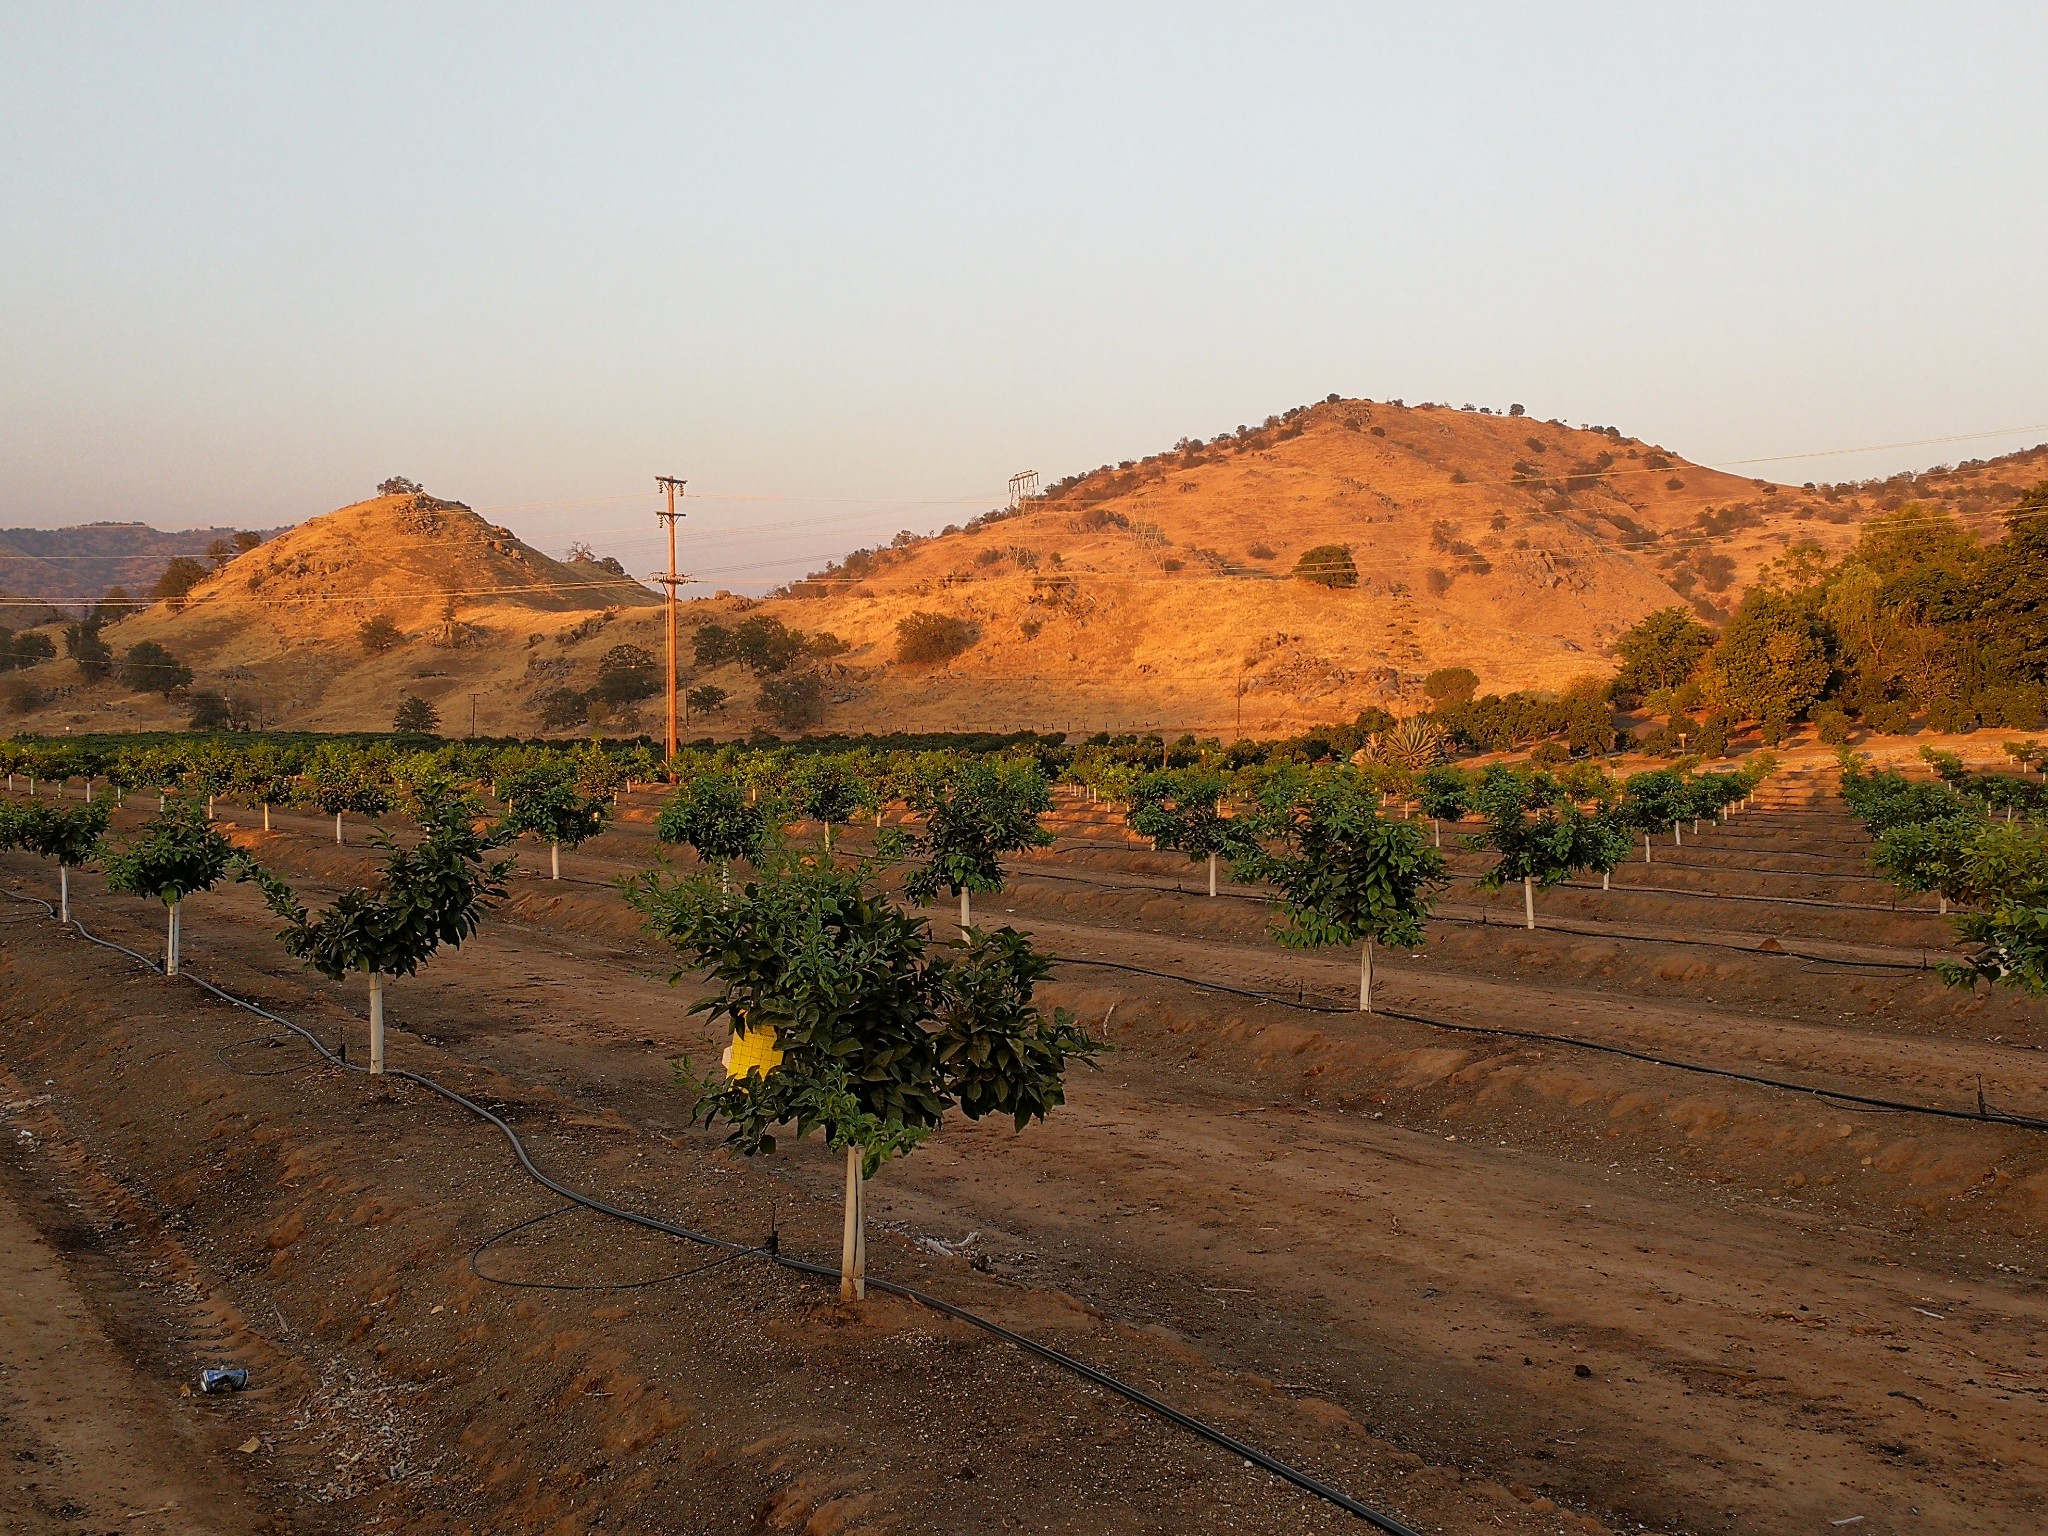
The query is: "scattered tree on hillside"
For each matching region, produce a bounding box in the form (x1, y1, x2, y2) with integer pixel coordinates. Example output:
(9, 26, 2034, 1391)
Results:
(629, 855, 1103, 1300)
(0, 628, 57, 672)
(759, 671, 826, 732)
(63, 619, 112, 682)
(101, 799, 237, 977)
(685, 683, 729, 721)
(393, 695, 440, 735)
(593, 644, 660, 705)
(378, 477, 423, 497)
(1292, 544, 1358, 588)
(896, 612, 977, 666)
(154, 557, 208, 609)
(535, 687, 589, 730)
(119, 641, 193, 698)
(1422, 666, 1479, 708)
(359, 615, 406, 653)
(248, 792, 511, 1073)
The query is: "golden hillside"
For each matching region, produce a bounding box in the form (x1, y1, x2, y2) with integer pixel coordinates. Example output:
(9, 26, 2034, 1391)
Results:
(3, 407, 2042, 738)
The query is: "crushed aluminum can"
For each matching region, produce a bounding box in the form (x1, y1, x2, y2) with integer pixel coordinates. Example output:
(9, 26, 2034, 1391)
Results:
(199, 1367, 249, 1394)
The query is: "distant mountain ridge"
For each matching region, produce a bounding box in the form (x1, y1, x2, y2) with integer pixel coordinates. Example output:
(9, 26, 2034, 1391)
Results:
(0, 521, 289, 609)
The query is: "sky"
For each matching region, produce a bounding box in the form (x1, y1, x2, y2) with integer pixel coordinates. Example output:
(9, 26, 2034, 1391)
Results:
(2, 3, 2044, 595)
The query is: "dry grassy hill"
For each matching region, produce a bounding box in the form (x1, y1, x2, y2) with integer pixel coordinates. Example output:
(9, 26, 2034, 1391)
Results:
(2, 406, 2042, 738)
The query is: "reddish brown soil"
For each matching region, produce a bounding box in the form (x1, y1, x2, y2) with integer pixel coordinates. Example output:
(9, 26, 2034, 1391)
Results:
(1, 764, 2044, 1534)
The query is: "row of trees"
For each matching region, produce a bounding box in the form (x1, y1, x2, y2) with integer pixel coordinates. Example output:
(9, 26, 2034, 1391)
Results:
(1842, 750, 2047, 993)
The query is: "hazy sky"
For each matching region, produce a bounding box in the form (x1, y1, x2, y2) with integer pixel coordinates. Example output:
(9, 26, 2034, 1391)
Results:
(3, 4, 2044, 594)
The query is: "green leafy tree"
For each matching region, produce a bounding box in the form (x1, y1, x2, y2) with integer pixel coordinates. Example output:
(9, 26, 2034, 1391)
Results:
(1292, 544, 1358, 588)
(759, 671, 826, 732)
(1974, 483, 2048, 682)
(154, 556, 208, 607)
(1130, 768, 1240, 896)
(246, 793, 512, 1073)
(901, 758, 1054, 928)
(1422, 666, 1479, 707)
(63, 619, 113, 683)
(1232, 776, 1446, 1010)
(1473, 768, 1617, 928)
(499, 761, 610, 879)
(300, 749, 391, 845)
(1609, 608, 1714, 704)
(101, 800, 237, 976)
(627, 855, 1103, 1299)
(1875, 813, 1983, 916)
(0, 799, 109, 923)
(231, 743, 299, 831)
(1413, 766, 1472, 848)
(655, 769, 769, 890)
(1705, 589, 1833, 736)
(592, 644, 660, 705)
(1939, 822, 2048, 995)
(786, 754, 874, 852)
(393, 694, 441, 735)
(119, 641, 194, 697)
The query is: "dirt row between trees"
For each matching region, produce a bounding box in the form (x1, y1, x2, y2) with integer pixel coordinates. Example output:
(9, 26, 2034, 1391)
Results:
(1, 765, 2045, 1534)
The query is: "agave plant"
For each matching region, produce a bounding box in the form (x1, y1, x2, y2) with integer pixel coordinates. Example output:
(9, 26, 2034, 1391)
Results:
(1382, 716, 1448, 771)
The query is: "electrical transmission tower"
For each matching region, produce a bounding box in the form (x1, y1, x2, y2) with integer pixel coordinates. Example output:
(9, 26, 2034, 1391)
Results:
(654, 475, 687, 760)
(1008, 469, 1039, 509)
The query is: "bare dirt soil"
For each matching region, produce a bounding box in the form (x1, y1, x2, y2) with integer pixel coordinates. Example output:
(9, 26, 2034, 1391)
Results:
(1, 762, 2044, 1534)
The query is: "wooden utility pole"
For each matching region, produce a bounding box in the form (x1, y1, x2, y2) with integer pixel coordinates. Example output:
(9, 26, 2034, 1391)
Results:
(654, 476, 688, 763)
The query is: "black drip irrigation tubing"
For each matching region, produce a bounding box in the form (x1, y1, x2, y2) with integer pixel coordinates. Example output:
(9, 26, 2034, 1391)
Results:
(1047, 954, 2048, 1134)
(0, 884, 1419, 1536)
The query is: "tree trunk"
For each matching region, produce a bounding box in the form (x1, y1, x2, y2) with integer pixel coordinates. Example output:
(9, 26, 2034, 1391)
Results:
(719, 863, 731, 896)
(262, 803, 271, 831)
(207, 795, 216, 821)
(1673, 821, 1682, 847)
(84, 780, 92, 804)
(1939, 894, 1948, 915)
(1644, 834, 1652, 864)
(157, 791, 164, 811)
(1433, 818, 1441, 848)
(959, 888, 971, 929)
(550, 841, 561, 880)
(335, 812, 344, 846)
(369, 973, 386, 1075)
(1207, 851, 1218, 897)
(840, 1144, 866, 1302)
(1602, 870, 1610, 891)
(1693, 818, 1700, 835)
(1523, 875, 1536, 930)
(166, 900, 180, 977)
(58, 864, 69, 925)
(1359, 938, 1374, 1013)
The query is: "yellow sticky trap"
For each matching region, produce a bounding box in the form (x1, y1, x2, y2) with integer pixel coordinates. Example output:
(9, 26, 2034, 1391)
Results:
(721, 1024, 783, 1079)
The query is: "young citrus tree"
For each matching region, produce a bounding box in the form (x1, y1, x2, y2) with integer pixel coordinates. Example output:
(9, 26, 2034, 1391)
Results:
(1939, 821, 2048, 994)
(1875, 812, 1983, 915)
(1620, 769, 1688, 863)
(0, 799, 110, 924)
(246, 792, 512, 1073)
(655, 768, 769, 891)
(499, 761, 610, 879)
(786, 754, 875, 853)
(230, 743, 299, 831)
(902, 758, 1055, 928)
(1129, 767, 1238, 895)
(1474, 768, 1615, 929)
(1413, 766, 1472, 849)
(1233, 774, 1446, 1011)
(101, 799, 238, 976)
(629, 854, 1102, 1300)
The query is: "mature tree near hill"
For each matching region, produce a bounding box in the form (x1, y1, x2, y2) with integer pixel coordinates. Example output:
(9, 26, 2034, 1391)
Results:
(1422, 666, 1478, 708)
(685, 682, 729, 719)
(393, 695, 440, 735)
(63, 618, 112, 682)
(358, 615, 405, 654)
(249, 791, 512, 1073)
(154, 556, 208, 609)
(759, 670, 826, 732)
(1608, 608, 1714, 705)
(120, 641, 193, 698)
(0, 628, 56, 672)
(1292, 544, 1358, 588)
(1233, 774, 1445, 1010)
(593, 644, 660, 705)
(1975, 483, 2048, 682)
(102, 799, 237, 977)
(1702, 589, 1832, 739)
(629, 854, 1102, 1300)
